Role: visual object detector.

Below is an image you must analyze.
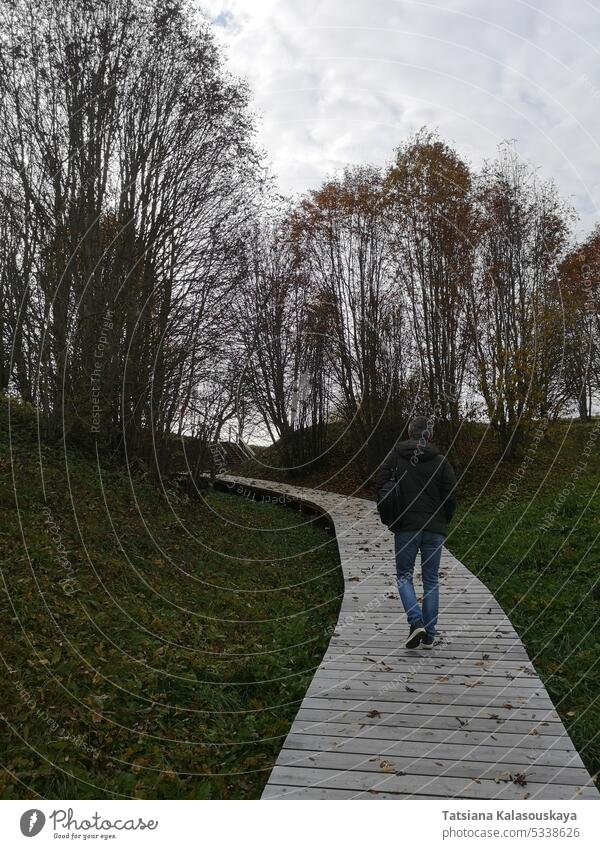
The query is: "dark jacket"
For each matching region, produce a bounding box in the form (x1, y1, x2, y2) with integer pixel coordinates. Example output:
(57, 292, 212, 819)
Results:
(375, 440, 458, 536)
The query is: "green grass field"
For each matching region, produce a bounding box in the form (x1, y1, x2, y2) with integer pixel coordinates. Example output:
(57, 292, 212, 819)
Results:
(447, 420, 600, 788)
(0, 397, 342, 799)
(2, 396, 598, 797)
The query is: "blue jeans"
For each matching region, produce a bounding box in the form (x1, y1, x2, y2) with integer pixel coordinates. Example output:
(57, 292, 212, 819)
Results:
(394, 530, 444, 636)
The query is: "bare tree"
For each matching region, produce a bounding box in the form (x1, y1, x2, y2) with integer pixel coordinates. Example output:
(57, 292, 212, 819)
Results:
(559, 227, 600, 419)
(0, 0, 261, 474)
(468, 145, 571, 458)
(236, 217, 329, 470)
(293, 166, 414, 469)
(385, 131, 474, 438)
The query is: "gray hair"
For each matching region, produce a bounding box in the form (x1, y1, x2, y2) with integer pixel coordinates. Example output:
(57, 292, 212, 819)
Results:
(408, 415, 431, 441)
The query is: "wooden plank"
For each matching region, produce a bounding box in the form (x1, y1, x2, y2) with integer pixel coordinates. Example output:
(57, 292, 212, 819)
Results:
(307, 676, 551, 696)
(324, 648, 535, 660)
(276, 748, 590, 786)
(218, 475, 599, 801)
(265, 766, 598, 799)
(261, 785, 434, 799)
(294, 709, 570, 736)
(320, 659, 537, 673)
(304, 688, 555, 710)
(322, 650, 535, 663)
(280, 733, 588, 770)
(300, 696, 562, 722)
(311, 669, 544, 687)
(290, 720, 579, 749)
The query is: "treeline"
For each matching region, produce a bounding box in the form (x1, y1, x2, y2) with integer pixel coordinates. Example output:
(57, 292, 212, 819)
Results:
(0, 0, 261, 474)
(241, 135, 600, 469)
(1, 2, 598, 480)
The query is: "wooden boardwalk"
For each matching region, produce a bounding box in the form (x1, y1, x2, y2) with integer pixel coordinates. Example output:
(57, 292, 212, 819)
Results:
(221, 475, 599, 800)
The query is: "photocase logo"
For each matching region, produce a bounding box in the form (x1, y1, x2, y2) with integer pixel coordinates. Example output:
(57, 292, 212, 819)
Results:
(20, 809, 46, 837)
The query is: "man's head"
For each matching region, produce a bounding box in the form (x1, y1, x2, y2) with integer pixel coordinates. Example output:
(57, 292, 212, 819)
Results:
(408, 415, 431, 442)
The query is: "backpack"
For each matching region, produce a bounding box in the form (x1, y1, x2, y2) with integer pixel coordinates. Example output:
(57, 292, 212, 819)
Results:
(376, 457, 407, 528)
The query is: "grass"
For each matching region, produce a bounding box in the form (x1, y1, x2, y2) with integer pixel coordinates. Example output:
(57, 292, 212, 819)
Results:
(447, 419, 600, 787)
(0, 396, 343, 799)
(3, 397, 598, 797)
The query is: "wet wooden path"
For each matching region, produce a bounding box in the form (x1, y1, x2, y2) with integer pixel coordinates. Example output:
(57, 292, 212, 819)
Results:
(221, 475, 599, 800)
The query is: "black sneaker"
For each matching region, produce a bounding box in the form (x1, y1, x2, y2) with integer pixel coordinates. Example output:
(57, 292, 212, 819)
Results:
(422, 633, 436, 649)
(405, 621, 426, 649)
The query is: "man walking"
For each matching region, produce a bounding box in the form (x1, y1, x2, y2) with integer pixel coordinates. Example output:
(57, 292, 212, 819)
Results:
(375, 416, 457, 649)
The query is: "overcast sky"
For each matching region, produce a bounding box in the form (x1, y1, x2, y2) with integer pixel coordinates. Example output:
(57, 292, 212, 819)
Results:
(199, 0, 600, 238)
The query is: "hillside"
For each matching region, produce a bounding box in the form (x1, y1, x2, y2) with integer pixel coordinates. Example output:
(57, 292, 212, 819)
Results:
(448, 421, 600, 788)
(0, 396, 342, 799)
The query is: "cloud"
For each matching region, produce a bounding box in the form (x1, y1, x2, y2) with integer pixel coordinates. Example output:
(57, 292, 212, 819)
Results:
(199, 0, 600, 235)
